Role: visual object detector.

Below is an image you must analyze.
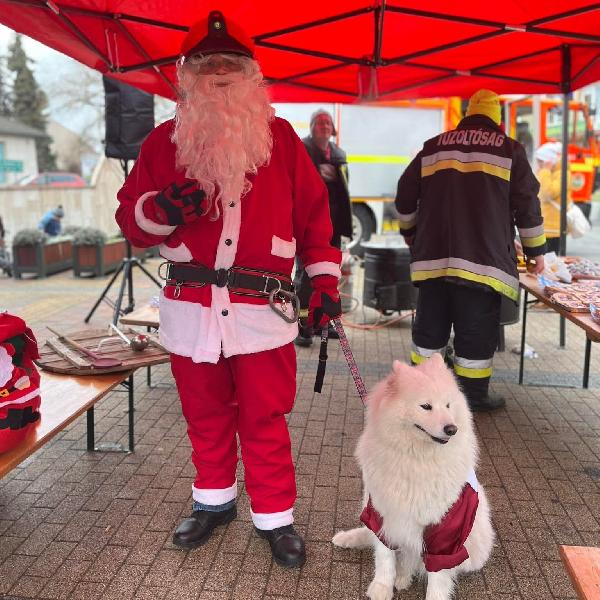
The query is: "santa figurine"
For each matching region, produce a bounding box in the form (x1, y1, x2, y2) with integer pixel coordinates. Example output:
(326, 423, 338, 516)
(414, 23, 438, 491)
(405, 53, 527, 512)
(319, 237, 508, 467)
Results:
(0, 313, 41, 453)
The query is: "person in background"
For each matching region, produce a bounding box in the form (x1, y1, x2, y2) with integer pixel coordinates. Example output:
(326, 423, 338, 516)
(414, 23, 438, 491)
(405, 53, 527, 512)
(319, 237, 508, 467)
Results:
(395, 89, 546, 412)
(516, 121, 534, 163)
(535, 141, 569, 254)
(114, 10, 341, 568)
(37, 205, 64, 237)
(294, 109, 352, 347)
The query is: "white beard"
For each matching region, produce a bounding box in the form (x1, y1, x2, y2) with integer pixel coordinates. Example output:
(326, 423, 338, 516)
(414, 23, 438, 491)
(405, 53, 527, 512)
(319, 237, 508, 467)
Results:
(172, 59, 274, 218)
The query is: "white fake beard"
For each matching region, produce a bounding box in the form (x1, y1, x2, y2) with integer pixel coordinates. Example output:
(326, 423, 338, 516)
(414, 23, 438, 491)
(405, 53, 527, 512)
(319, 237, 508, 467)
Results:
(172, 59, 274, 219)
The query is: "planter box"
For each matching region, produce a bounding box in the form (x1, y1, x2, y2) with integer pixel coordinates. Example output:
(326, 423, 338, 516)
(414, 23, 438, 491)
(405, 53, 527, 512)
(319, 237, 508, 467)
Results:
(12, 237, 73, 278)
(73, 239, 146, 277)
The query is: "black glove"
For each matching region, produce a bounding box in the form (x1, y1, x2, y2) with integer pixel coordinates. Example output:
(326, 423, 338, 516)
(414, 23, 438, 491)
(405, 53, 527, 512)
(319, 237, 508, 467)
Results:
(153, 181, 207, 226)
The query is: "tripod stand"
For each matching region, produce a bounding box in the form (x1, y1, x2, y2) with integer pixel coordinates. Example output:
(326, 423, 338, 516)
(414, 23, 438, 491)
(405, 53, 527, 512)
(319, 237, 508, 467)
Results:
(85, 159, 161, 325)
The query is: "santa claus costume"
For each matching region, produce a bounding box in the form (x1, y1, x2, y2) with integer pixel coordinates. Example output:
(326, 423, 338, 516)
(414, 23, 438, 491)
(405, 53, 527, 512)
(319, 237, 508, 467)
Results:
(115, 11, 341, 567)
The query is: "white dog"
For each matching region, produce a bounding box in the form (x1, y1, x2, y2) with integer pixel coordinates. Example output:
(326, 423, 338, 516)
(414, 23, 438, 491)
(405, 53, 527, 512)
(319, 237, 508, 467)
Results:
(332, 354, 494, 600)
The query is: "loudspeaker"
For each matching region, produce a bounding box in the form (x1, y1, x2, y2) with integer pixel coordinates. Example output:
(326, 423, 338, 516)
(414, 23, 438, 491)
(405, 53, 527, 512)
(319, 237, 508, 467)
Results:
(103, 76, 155, 160)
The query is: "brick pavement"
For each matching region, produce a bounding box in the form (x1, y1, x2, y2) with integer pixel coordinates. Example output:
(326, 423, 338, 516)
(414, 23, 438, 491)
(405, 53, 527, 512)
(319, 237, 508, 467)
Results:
(1, 260, 599, 599)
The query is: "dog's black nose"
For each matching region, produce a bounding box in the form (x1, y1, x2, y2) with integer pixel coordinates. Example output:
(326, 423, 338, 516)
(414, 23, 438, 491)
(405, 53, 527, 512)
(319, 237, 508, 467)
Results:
(444, 424, 458, 436)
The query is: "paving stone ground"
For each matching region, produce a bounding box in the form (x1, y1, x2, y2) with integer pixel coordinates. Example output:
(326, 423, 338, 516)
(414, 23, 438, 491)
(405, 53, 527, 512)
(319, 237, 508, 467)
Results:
(1, 257, 599, 600)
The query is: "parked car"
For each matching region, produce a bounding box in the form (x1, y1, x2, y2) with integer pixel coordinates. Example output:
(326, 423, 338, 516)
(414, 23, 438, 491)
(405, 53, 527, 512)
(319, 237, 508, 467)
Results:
(18, 172, 86, 187)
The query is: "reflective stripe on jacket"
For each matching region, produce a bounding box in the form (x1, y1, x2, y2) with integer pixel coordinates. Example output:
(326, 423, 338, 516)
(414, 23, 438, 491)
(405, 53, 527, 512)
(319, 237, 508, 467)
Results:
(395, 115, 546, 300)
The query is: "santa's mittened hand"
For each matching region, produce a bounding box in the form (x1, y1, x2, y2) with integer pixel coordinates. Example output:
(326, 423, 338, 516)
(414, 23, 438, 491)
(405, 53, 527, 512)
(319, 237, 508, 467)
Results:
(152, 181, 207, 226)
(307, 275, 342, 329)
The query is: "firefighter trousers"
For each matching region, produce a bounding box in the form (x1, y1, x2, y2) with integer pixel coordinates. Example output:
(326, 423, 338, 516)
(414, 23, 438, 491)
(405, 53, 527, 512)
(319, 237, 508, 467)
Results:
(170, 343, 297, 530)
(411, 279, 501, 401)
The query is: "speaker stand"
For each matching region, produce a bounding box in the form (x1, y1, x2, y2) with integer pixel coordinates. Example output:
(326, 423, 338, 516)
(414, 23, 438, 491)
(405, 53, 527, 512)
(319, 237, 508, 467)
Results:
(84, 160, 162, 325)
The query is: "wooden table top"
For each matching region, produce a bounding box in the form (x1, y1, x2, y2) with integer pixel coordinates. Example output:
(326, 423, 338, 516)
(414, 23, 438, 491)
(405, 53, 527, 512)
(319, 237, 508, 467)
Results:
(0, 370, 130, 478)
(559, 545, 600, 600)
(519, 273, 600, 343)
(120, 305, 160, 328)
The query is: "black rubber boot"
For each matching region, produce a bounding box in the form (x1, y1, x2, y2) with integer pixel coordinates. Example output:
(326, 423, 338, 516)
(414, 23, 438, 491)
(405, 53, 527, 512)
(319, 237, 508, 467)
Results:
(314, 324, 339, 340)
(468, 394, 506, 412)
(294, 325, 313, 347)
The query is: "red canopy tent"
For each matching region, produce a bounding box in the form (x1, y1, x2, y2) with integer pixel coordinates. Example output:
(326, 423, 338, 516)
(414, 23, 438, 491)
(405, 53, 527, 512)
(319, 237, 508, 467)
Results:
(0, 1, 598, 102)
(1, 1, 598, 259)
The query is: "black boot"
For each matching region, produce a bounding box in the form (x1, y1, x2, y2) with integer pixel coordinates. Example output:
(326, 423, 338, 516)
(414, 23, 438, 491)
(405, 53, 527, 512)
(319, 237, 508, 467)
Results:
(468, 394, 505, 412)
(172, 506, 237, 549)
(294, 325, 313, 347)
(314, 324, 339, 340)
(255, 524, 306, 568)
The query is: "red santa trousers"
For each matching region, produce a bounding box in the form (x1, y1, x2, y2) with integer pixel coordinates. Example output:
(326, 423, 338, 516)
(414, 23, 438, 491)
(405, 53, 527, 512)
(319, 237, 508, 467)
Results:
(170, 343, 297, 529)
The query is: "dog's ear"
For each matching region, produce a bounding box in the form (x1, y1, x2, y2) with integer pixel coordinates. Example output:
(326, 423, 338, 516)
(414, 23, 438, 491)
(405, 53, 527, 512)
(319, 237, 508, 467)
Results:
(428, 353, 445, 367)
(417, 352, 446, 373)
(392, 359, 410, 375)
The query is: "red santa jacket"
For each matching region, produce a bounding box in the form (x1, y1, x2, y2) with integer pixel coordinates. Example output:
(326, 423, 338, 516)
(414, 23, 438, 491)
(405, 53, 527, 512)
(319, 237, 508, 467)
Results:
(360, 470, 479, 572)
(116, 117, 341, 363)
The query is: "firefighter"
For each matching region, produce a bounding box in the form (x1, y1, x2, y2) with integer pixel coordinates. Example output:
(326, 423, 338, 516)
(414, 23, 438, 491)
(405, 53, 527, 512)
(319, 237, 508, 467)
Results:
(395, 89, 546, 412)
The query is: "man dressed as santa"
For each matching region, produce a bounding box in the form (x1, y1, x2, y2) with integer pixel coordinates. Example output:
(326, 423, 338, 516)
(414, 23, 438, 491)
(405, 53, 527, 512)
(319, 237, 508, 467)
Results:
(115, 10, 341, 568)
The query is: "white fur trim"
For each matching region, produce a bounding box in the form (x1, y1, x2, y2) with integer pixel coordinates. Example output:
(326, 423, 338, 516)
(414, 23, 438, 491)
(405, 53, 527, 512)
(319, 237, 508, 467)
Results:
(251, 507, 294, 530)
(214, 195, 241, 269)
(0, 387, 40, 409)
(158, 291, 298, 364)
(159, 242, 193, 262)
(192, 481, 237, 505)
(305, 261, 342, 279)
(271, 235, 296, 259)
(134, 191, 177, 236)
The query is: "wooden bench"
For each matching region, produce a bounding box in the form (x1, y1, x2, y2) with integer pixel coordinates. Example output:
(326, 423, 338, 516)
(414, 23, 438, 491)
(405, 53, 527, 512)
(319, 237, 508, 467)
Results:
(560, 545, 600, 600)
(0, 370, 132, 478)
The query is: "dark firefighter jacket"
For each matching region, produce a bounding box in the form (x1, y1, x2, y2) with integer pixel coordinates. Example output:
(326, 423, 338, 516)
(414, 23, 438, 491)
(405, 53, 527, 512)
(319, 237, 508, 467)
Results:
(395, 115, 546, 301)
(302, 136, 353, 240)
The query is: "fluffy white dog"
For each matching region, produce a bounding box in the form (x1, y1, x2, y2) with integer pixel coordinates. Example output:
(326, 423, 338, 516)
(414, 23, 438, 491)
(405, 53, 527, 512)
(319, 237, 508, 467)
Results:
(332, 354, 494, 600)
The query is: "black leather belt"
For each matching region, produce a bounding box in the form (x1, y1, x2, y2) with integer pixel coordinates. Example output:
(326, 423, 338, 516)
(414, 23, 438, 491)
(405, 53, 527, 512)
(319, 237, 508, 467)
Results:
(161, 262, 294, 295)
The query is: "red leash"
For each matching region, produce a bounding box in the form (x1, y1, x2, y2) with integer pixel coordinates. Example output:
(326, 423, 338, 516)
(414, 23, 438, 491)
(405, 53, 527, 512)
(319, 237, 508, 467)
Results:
(313, 318, 368, 405)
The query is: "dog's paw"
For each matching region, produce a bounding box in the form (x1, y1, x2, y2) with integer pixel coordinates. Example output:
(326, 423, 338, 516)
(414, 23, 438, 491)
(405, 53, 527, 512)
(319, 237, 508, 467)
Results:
(394, 572, 413, 591)
(332, 529, 356, 548)
(332, 527, 372, 549)
(367, 580, 394, 600)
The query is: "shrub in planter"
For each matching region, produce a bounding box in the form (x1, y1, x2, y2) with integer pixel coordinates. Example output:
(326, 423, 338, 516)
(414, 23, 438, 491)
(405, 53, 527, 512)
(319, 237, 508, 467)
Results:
(63, 225, 83, 237)
(72, 229, 144, 277)
(73, 227, 107, 246)
(12, 229, 73, 279)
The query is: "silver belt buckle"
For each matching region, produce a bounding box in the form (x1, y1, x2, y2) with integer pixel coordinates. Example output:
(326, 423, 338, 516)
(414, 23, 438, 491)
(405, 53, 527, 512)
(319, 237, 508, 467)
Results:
(263, 276, 282, 295)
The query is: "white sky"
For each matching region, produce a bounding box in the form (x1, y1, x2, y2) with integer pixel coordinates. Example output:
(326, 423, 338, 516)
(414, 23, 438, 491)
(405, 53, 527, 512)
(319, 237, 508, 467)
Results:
(0, 24, 106, 146)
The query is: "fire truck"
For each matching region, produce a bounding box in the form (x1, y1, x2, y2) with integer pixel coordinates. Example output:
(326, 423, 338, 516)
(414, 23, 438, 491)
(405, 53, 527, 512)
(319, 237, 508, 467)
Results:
(503, 96, 599, 219)
(273, 98, 462, 255)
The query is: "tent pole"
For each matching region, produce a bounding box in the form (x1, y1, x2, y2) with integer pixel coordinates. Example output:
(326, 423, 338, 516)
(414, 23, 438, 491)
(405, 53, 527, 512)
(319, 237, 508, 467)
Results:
(559, 44, 571, 258)
(559, 44, 571, 349)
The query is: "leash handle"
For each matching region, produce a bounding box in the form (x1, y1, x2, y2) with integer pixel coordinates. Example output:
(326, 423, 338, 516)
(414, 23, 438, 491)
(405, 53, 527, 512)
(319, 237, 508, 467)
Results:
(332, 318, 368, 404)
(313, 327, 329, 393)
